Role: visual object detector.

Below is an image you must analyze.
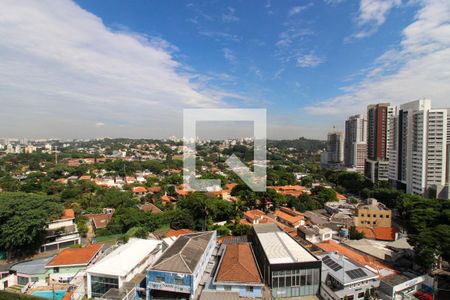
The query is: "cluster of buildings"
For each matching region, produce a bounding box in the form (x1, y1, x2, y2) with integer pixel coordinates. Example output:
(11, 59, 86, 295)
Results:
(321, 99, 450, 199)
(1, 210, 434, 300)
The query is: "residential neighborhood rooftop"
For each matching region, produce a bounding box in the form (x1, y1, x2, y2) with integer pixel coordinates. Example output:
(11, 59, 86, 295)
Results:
(87, 238, 161, 277)
(317, 252, 378, 285)
(151, 231, 215, 274)
(215, 243, 262, 284)
(254, 223, 318, 264)
(46, 243, 103, 267)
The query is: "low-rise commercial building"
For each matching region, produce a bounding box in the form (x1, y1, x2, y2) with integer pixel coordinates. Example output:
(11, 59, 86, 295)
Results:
(147, 231, 217, 299)
(249, 223, 321, 298)
(354, 198, 392, 228)
(378, 273, 426, 300)
(86, 238, 163, 298)
(317, 252, 379, 300)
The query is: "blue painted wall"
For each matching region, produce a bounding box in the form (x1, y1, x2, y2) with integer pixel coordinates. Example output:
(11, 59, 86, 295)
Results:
(214, 284, 262, 297)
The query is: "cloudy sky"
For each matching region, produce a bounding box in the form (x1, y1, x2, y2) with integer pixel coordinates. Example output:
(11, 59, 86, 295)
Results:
(1, 0, 449, 139)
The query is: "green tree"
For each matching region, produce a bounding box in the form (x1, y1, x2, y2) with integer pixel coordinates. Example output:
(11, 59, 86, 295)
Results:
(0, 192, 63, 258)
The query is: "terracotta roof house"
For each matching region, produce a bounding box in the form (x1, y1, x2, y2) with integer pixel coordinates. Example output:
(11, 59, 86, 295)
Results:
(148, 186, 161, 193)
(85, 213, 113, 231)
(243, 209, 265, 224)
(165, 228, 192, 238)
(211, 243, 263, 297)
(269, 185, 309, 197)
(46, 244, 104, 283)
(273, 207, 304, 228)
(140, 203, 162, 214)
(132, 186, 148, 195)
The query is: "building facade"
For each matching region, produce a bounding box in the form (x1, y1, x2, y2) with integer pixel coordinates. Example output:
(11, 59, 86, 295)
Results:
(323, 131, 345, 168)
(147, 231, 217, 300)
(388, 99, 450, 197)
(87, 238, 163, 298)
(249, 223, 321, 298)
(317, 253, 379, 300)
(354, 198, 392, 228)
(344, 114, 367, 173)
(365, 103, 393, 183)
(209, 243, 264, 298)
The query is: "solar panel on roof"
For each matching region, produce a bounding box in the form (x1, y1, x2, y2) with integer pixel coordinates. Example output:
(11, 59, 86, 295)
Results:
(322, 255, 343, 271)
(346, 268, 367, 279)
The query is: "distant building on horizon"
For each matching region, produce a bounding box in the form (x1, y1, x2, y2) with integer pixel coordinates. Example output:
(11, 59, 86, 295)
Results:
(344, 114, 367, 174)
(321, 130, 344, 168)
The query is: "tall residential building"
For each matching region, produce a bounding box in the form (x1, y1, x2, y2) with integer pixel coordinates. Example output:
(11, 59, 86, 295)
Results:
(344, 114, 367, 173)
(325, 131, 344, 167)
(389, 99, 449, 198)
(365, 103, 393, 183)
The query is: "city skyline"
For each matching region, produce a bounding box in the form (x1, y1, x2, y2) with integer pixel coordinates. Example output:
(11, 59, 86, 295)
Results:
(1, 0, 450, 139)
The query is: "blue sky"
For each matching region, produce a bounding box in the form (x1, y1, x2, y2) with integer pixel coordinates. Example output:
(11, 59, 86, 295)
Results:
(1, 0, 449, 139)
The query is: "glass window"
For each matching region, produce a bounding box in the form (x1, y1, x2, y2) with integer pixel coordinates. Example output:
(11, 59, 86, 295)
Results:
(17, 276, 29, 285)
(91, 275, 119, 298)
(175, 278, 183, 285)
(358, 292, 365, 298)
(286, 276, 291, 287)
(53, 267, 59, 273)
(272, 277, 278, 288)
(225, 286, 231, 291)
(279, 276, 285, 288)
(300, 275, 306, 285)
(156, 276, 165, 283)
(246, 286, 253, 292)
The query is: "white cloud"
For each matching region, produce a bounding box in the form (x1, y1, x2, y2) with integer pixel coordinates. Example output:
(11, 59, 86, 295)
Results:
(304, 0, 450, 116)
(288, 5, 311, 17)
(324, 0, 346, 5)
(0, 0, 241, 138)
(296, 53, 325, 68)
(222, 6, 240, 23)
(223, 48, 237, 64)
(350, 0, 402, 39)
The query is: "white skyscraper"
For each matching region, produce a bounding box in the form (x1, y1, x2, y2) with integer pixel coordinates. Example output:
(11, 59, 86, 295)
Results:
(389, 99, 449, 198)
(344, 114, 367, 173)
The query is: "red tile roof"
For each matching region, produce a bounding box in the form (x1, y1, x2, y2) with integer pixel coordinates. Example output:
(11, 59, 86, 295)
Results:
(85, 213, 112, 229)
(165, 228, 192, 238)
(356, 227, 398, 241)
(216, 243, 262, 283)
(148, 186, 161, 193)
(274, 209, 303, 226)
(47, 244, 103, 267)
(336, 193, 347, 200)
(61, 209, 75, 220)
(141, 203, 162, 214)
(132, 186, 147, 193)
(316, 240, 396, 277)
(244, 209, 265, 221)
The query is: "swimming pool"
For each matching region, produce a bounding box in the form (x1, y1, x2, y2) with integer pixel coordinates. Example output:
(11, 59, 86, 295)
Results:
(31, 290, 66, 300)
